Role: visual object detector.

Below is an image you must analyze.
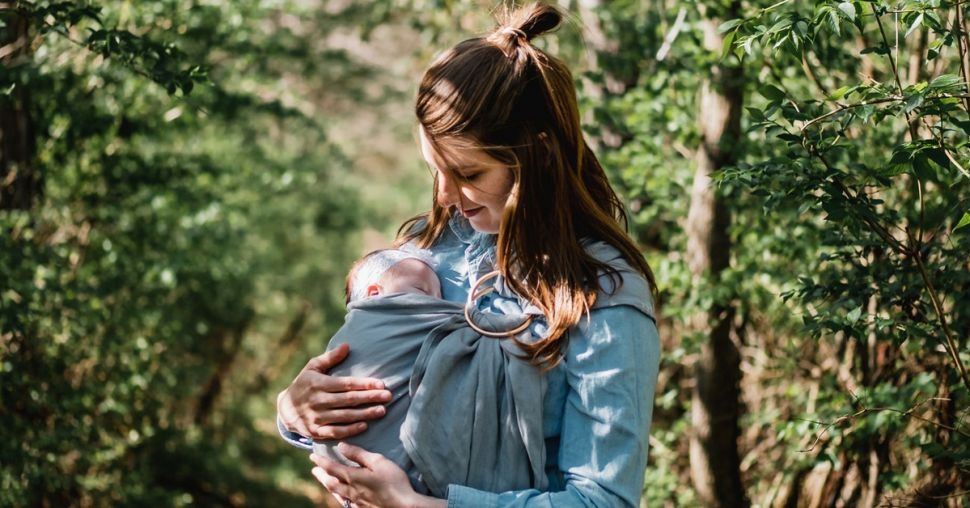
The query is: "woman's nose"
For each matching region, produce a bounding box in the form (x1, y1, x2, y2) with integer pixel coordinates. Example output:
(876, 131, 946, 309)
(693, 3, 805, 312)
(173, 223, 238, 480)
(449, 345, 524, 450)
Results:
(435, 171, 459, 208)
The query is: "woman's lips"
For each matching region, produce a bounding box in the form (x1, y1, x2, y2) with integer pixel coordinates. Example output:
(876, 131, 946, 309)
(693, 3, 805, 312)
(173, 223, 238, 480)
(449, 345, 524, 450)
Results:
(462, 207, 483, 218)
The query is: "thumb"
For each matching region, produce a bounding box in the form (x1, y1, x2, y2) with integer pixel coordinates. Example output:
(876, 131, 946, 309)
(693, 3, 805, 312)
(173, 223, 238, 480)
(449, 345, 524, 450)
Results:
(305, 343, 349, 373)
(336, 442, 383, 469)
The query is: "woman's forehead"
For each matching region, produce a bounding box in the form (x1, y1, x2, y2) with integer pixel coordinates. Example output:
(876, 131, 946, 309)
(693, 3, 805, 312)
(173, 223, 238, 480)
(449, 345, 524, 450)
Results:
(420, 129, 501, 171)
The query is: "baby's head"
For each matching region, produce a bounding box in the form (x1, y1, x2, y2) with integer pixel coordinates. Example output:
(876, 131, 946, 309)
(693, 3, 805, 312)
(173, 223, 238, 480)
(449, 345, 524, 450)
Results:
(345, 249, 441, 304)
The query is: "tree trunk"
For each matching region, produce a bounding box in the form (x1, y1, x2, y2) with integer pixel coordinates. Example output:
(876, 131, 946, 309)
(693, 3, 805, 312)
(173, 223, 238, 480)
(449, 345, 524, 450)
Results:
(686, 3, 747, 507)
(193, 314, 252, 427)
(1, 6, 39, 210)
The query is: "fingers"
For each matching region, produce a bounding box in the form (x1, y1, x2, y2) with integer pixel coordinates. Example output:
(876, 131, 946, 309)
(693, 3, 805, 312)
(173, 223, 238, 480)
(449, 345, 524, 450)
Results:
(313, 390, 390, 417)
(335, 443, 384, 469)
(304, 343, 350, 373)
(311, 453, 358, 502)
(304, 347, 387, 392)
(303, 392, 390, 440)
(310, 451, 418, 508)
(311, 466, 350, 504)
(279, 344, 392, 440)
(306, 344, 387, 391)
(311, 422, 368, 441)
(320, 376, 389, 396)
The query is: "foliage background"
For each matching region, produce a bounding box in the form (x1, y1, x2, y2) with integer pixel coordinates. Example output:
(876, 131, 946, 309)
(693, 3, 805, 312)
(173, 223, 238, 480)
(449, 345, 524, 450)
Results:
(1, 0, 967, 507)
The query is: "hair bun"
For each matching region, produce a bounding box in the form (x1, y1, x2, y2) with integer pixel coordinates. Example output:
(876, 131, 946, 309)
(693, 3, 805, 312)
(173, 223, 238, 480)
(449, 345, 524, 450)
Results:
(496, 2, 563, 43)
(498, 26, 528, 42)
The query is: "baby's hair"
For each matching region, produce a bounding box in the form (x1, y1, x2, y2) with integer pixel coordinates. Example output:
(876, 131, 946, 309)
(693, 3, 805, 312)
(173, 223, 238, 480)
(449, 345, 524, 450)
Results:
(344, 248, 437, 304)
(344, 250, 380, 305)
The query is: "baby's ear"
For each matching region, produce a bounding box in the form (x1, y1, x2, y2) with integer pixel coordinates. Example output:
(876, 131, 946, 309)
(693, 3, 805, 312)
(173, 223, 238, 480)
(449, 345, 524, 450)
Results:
(366, 284, 381, 297)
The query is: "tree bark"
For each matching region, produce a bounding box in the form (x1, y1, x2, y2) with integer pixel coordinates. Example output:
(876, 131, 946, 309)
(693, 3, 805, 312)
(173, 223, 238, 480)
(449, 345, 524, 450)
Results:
(1, 6, 39, 210)
(686, 3, 747, 507)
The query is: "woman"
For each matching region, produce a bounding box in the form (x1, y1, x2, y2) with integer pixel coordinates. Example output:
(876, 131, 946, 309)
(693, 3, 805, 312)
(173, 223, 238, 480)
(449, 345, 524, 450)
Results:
(277, 3, 661, 506)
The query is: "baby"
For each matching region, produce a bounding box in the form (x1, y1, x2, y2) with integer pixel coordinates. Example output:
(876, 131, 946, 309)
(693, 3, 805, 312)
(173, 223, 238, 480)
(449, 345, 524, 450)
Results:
(344, 248, 441, 303)
(307, 248, 545, 498)
(316, 248, 443, 491)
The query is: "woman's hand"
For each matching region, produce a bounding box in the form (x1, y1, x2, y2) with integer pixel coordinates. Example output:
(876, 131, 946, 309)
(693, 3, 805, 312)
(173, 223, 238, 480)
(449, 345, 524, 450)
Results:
(277, 343, 392, 440)
(310, 444, 447, 508)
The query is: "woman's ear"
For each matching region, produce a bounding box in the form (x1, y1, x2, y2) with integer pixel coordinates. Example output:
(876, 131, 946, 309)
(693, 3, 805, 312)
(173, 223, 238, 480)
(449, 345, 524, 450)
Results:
(366, 284, 381, 297)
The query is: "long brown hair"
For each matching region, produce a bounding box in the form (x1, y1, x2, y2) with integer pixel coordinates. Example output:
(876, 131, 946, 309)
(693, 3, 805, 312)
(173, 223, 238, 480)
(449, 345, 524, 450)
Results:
(401, 2, 656, 367)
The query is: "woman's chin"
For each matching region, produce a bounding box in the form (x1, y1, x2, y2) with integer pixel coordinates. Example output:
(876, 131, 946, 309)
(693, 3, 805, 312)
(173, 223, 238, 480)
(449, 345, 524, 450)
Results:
(467, 219, 499, 234)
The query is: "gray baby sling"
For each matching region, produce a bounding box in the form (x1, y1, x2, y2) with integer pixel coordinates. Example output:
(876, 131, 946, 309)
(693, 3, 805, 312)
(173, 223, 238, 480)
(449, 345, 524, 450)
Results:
(314, 292, 547, 498)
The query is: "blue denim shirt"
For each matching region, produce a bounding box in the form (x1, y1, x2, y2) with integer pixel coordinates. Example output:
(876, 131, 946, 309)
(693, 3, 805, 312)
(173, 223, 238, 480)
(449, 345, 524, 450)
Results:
(280, 217, 660, 507)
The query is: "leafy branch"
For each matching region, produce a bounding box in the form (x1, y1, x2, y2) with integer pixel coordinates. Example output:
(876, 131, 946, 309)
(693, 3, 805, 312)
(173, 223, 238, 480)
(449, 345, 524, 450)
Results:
(798, 397, 970, 454)
(806, 145, 970, 394)
(10, 1, 207, 95)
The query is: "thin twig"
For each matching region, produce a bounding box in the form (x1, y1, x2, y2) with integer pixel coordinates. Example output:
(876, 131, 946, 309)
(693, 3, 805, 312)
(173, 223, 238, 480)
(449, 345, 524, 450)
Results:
(800, 97, 900, 131)
(917, 175, 925, 246)
(800, 93, 970, 131)
(801, 50, 829, 97)
(956, 1, 970, 113)
(797, 398, 970, 454)
(913, 251, 970, 393)
(940, 135, 970, 179)
(872, 3, 919, 140)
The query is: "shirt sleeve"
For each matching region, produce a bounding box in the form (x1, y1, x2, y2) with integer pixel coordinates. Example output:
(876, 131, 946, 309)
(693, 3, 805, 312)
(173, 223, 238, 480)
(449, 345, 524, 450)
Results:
(446, 304, 661, 508)
(277, 415, 314, 451)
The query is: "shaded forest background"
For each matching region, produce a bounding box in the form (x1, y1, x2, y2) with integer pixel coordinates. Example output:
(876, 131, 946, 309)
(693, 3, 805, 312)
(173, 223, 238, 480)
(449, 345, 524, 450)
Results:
(1, 1, 967, 507)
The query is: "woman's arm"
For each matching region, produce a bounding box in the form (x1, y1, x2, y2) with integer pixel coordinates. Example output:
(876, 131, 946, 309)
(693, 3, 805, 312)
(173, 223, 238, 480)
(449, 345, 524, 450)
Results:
(277, 343, 393, 446)
(447, 305, 661, 507)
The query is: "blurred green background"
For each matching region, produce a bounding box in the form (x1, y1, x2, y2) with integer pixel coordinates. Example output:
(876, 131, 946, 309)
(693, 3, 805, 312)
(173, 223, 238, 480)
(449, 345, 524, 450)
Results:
(2, 1, 968, 507)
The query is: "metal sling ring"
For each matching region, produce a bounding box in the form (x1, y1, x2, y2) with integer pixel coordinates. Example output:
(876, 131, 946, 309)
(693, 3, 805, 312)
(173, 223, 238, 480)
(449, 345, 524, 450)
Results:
(464, 270, 534, 338)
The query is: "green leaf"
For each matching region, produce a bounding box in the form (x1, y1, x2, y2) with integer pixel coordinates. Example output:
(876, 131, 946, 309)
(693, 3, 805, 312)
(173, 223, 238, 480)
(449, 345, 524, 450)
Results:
(847, 306, 863, 324)
(903, 92, 924, 114)
(905, 12, 923, 38)
(928, 74, 963, 91)
(759, 84, 787, 101)
(857, 104, 875, 123)
(955, 212, 970, 232)
(860, 44, 890, 55)
(827, 10, 842, 37)
(828, 85, 856, 101)
(746, 106, 766, 123)
(837, 2, 857, 21)
(925, 147, 950, 171)
(721, 28, 738, 59)
(718, 19, 744, 33)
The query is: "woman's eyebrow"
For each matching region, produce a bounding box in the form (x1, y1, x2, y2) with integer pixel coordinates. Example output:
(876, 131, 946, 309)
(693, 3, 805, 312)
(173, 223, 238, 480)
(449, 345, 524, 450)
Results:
(441, 162, 473, 171)
(441, 165, 477, 175)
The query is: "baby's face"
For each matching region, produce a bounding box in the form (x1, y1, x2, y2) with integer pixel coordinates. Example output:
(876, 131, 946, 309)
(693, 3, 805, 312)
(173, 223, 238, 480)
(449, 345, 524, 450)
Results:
(378, 258, 442, 298)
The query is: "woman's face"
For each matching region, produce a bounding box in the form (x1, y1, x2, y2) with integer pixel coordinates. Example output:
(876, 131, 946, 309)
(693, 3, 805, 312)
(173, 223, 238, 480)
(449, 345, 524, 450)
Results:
(419, 128, 514, 234)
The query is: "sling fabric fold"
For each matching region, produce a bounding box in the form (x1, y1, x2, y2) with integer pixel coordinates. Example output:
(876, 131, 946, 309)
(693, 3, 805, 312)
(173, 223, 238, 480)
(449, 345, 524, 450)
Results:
(314, 293, 547, 498)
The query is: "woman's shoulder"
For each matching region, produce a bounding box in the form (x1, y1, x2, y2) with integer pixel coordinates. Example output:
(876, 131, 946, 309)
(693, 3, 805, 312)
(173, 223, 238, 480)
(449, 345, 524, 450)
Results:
(582, 239, 655, 319)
